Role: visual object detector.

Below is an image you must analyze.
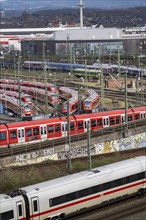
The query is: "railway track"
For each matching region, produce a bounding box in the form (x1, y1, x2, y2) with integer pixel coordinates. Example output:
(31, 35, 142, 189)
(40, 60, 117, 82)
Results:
(1, 72, 146, 106)
(0, 119, 146, 158)
(70, 195, 146, 220)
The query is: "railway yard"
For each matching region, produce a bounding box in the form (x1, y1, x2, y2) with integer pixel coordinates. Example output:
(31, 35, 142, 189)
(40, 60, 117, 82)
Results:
(0, 62, 146, 220)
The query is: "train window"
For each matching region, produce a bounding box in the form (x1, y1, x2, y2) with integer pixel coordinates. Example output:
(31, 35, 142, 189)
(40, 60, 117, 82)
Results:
(116, 116, 120, 124)
(18, 204, 22, 217)
(22, 129, 24, 137)
(0, 132, 6, 140)
(49, 170, 145, 208)
(92, 185, 100, 194)
(128, 115, 133, 121)
(33, 200, 38, 212)
(109, 117, 114, 125)
(137, 172, 145, 179)
(10, 130, 17, 139)
(49, 199, 52, 207)
(70, 123, 75, 130)
(97, 119, 102, 126)
(91, 120, 96, 127)
(134, 114, 140, 120)
(55, 124, 60, 132)
(26, 128, 32, 137)
(33, 127, 39, 135)
(0, 210, 14, 220)
(48, 125, 53, 133)
(44, 126, 46, 134)
(78, 121, 83, 129)
(79, 188, 90, 197)
(18, 130, 21, 138)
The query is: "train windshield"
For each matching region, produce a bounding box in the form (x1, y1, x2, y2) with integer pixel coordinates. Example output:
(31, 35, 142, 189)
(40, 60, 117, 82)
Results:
(52, 94, 57, 100)
(51, 85, 57, 92)
(63, 104, 67, 110)
(84, 101, 91, 107)
(24, 106, 31, 112)
(25, 96, 31, 102)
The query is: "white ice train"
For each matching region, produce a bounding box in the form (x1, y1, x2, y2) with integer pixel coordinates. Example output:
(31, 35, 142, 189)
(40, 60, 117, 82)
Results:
(0, 156, 146, 220)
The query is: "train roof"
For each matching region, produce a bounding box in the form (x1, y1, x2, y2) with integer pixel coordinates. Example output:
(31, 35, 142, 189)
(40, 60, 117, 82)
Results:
(84, 89, 99, 102)
(3, 106, 146, 128)
(74, 106, 146, 119)
(60, 87, 78, 104)
(6, 117, 62, 128)
(20, 156, 146, 195)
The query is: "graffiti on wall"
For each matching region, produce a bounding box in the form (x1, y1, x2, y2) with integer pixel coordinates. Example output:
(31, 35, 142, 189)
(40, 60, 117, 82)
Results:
(15, 133, 146, 162)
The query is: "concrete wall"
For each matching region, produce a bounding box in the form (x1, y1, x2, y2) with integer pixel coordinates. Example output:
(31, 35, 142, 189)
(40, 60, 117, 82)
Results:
(1, 131, 146, 167)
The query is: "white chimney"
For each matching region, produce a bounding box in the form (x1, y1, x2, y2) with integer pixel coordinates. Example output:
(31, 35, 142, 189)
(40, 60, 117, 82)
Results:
(79, 0, 84, 28)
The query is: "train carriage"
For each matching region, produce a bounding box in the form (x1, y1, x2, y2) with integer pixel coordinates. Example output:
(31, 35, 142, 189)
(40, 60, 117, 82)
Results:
(0, 106, 146, 148)
(0, 156, 146, 219)
(82, 89, 100, 111)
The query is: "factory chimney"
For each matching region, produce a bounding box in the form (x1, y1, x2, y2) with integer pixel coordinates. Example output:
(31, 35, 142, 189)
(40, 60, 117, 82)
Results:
(79, 0, 84, 28)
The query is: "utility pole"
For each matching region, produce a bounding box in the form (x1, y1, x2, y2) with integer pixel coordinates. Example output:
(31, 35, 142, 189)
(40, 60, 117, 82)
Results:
(125, 68, 128, 130)
(117, 45, 121, 76)
(85, 59, 88, 91)
(87, 122, 92, 170)
(78, 84, 82, 113)
(18, 54, 22, 119)
(70, 44, 73, 77)
(67, 99, 72, 174)
(43, 42, 48, 114)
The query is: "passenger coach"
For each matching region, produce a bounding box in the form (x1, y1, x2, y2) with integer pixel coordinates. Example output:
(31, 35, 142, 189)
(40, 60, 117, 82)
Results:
(0, 106, 145, 148)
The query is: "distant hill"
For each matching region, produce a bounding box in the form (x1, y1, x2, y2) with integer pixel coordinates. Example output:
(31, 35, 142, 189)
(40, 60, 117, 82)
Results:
(1, 0, 146, 12)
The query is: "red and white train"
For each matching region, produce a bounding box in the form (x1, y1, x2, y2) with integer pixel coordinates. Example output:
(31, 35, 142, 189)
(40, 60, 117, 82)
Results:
(0, 90, 32, 105)
(59, 87, 78, 114)
(82, 89, 99, 111)
(0, 156, 146, 220)
(0, 84, 60, 104)
(0, 79, 58, 93)
(0, 106, 145, 148)
(0, 95, 33, 118)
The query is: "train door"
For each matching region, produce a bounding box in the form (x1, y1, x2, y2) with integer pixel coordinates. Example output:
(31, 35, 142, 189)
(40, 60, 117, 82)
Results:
(62, 122, 67, 137)
(16, 201, 25, 220)
(140, 112, 146, 119)
(121, 114, 125, 123)
(103, 116, 109, 127)
(18, 128, 25, 144)
(40, 125, 47, 141)
(31, 197, 40, 220)
(84, 119, 90, 132)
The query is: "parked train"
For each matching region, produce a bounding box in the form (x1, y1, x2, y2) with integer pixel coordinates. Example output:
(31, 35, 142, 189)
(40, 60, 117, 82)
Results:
(0, 106, 145, 148)
(1, 60, 146, 78)
(23, 61, 146, 78)
(0, 95, 33, 117)
(0, 79, 58, 93)
(0, 156, 146, 220)
(82, 89, 100, 111)
(59, 87, 78, 114)
(0, 84, 59, 104)
(110, 64, 146, 77)
(0, 90, 32, 105)
(23, 60, 85, 72)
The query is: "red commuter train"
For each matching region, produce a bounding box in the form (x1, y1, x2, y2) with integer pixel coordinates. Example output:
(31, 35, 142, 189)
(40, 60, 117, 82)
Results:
(82, 89, 99, 111)
(0, 95, 33, 118)
(0, 90, 32, 105)
(59, 87, 78, 114)
(0, 106, 145, 148)
(0, 84, 60, 104)
(0, 79, 58, 93)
